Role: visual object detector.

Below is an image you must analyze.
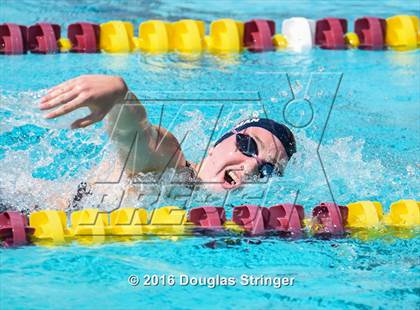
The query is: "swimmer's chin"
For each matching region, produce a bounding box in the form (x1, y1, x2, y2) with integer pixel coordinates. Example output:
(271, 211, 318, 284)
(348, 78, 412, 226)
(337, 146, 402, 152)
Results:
(221, 180, 241, 190)
(201, 180, 242, 192)
(194, 172, 243, 192)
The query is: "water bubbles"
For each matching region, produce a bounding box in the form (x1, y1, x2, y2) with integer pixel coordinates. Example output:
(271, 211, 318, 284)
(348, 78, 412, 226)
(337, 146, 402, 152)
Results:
(406, 165, 415, 177)
(0, 90, 107, 211)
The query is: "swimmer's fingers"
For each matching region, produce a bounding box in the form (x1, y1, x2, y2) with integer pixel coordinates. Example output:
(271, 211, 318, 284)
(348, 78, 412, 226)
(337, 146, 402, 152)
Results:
(46, 78, 78, 95)
(71, 113, 101, 129)
(39, 88, 78, 110)
(40, 75, 85, 105)
(40, 84, 75, 106)
(44, 95, 87, 119)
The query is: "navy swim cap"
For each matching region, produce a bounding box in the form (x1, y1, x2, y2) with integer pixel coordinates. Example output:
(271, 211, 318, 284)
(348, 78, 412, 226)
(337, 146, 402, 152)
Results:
(214, 118, 296, 159)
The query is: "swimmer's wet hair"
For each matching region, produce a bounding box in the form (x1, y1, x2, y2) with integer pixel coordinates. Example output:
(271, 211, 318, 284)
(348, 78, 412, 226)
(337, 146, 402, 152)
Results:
(214, 118, 296, 159)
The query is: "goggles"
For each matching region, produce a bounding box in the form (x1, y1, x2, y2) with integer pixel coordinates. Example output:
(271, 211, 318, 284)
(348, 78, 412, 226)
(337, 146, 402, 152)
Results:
(234, 131, 281, 178)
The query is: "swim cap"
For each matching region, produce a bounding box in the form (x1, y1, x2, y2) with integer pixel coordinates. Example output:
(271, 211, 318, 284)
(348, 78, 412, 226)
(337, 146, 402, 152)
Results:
(214, 118, 296, 159)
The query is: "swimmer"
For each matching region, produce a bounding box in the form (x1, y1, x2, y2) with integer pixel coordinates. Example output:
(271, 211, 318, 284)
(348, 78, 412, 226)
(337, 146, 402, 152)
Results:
(39, 75, 296, 193)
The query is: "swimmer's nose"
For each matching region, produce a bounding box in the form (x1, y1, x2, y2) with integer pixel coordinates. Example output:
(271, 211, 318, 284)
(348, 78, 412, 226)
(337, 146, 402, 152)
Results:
(240, 158, 260, 177)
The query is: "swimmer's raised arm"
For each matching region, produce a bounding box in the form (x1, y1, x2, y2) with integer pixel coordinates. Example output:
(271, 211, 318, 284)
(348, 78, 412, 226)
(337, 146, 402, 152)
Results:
(39, 75, 135, 128)
(39, 75, 186, 174)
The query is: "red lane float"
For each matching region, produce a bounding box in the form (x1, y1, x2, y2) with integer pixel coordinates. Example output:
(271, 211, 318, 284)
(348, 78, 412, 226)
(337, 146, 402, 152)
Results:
(244, 19, 275, 52)
(0, 212, 34, 247)
(68, 22, 100, 53)
(232, 205, 269, 236)
(28, 23, 60, 54)
(354, 17, 386, 50)
(0, 23, 27, 54)
(315, 18, 348, 49)
(188, 206, 226, 228)
(267, 203, 305, 233)
(311, 202, 348, 235)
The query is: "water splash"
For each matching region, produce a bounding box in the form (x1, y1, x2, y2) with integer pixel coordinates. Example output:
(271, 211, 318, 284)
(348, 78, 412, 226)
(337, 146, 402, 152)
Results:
(0, 90, 416, 213)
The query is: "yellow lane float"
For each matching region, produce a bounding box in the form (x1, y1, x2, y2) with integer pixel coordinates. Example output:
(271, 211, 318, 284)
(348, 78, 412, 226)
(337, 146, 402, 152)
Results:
(109, 207, 148, 236)
(205, 19, 244, 53)
(147, 206, 188, 237)
(138, 20, 172, 53)
(69, 208, 109, 244)
(100, 20, 137, 53)
(347, 201, 383, 228)
(172, 19, 205, 53)
(384, 200, 420, 227)
(29, 210, 69, 244)
(385, 15, 419, 51)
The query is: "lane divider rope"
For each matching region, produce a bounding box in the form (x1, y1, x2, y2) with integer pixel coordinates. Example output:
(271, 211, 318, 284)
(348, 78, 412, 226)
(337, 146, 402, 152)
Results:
(0, 200, 418, 247)
(1, 15, 419, 55)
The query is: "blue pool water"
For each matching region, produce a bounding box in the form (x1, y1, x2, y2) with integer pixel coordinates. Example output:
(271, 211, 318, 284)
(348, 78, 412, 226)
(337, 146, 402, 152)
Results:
(1, 0, 419, 309)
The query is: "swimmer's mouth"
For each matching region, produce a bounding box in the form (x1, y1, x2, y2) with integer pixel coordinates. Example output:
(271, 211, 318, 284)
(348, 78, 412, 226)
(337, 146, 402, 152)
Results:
(224, 169, 239, 187)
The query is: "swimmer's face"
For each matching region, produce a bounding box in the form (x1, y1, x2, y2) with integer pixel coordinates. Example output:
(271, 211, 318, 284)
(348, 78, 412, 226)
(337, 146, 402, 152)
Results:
(196, 127, 288, 192)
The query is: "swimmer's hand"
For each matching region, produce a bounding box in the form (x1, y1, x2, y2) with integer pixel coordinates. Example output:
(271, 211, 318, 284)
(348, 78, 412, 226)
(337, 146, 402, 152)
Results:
(39, 75, 128, 129)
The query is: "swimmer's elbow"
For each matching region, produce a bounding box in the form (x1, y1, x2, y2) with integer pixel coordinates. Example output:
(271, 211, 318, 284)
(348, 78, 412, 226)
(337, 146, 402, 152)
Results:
(147, 126, 185, 168)
(106, 102, 151, 138)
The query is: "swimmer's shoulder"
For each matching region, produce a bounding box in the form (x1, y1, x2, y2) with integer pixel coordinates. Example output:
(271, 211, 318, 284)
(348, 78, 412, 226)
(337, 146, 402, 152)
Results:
(147, 125, 187, 169)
